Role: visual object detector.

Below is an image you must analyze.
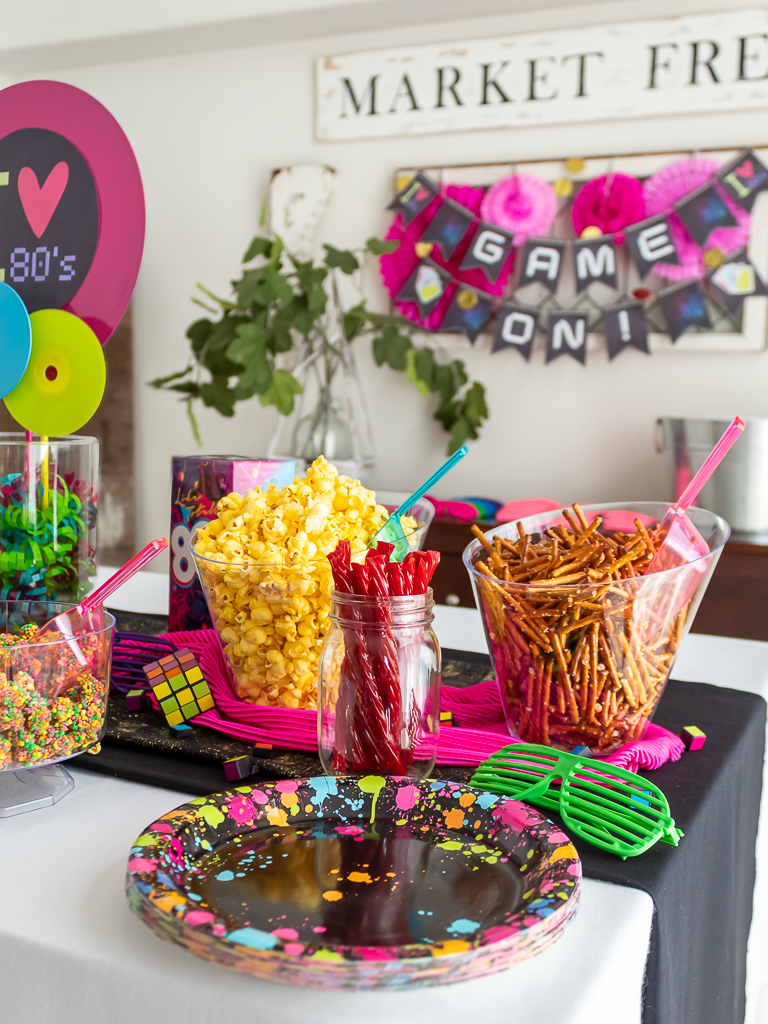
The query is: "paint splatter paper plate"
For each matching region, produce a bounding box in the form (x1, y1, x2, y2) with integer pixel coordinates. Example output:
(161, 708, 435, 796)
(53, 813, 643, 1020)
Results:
(125, 776, 580, 989)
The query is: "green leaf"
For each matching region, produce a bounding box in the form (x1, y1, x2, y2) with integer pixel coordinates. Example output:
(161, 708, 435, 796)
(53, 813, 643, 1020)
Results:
(196, 283, 237, 312)
(366, 237, 400, 255)
(186, 399, 202, 446)
(258, 369, 303, 416)
(149, 366, 193, 388)
(166, 382, 202, 396)
(226, 321, 266, 364)
(405, 349, 430, 396)
(462, 381, 489, 426)
(236, 268, 266, 307)
(200, 376, 237, 417)
(372, 326, 411, 371)
(269, 235, 284, 267)
(414, 347, 436, 391)
(452, 359, 469, 388)
(234, 354, 273, 399)
(343, 302, 367, 341)
(253, 266, 295, 307)
(323, 245, 359, 275)
(307, 283, 328, 316)
(434, 398, 459, 429)
(433, 364, 456, 402)
(242, 236, 272, 263)
(186, 319, 213, 353)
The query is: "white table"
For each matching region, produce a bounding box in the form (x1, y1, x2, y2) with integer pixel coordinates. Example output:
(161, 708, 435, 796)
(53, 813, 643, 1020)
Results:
(2, 569, 765, 1024)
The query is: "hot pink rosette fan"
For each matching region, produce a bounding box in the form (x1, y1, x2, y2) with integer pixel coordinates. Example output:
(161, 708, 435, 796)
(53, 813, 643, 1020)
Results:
(571, 173, 645, 244)
(380, 184, 513, 329)
(643, 158, 750, 281)
(480, 173, 557, 246)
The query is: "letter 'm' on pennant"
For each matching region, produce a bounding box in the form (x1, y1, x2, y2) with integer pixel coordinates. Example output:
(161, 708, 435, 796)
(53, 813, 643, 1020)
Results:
(386, 171, 440, 226)
(491, 302, 539, 360)
(459, 221, 514, 283)
(657, 280, 712, 342)
(418, 197, 476, 260)
(545, 310, 588, 365)
(674, 184, 737, 248)
(602, 301, 649, 360)
(708, 247, 768, 318)
(395, 258, 452, 318)
(625, 216, 680, 279)
(440, 284, 494, 342)
(716, 150, 768, 212)
(519, 238, 565, 293)
(573, 236, 617, 293)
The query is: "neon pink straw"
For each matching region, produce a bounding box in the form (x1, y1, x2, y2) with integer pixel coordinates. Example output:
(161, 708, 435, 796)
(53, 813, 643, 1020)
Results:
(79, 537, 168, 613)
(676, 416, 745, 510)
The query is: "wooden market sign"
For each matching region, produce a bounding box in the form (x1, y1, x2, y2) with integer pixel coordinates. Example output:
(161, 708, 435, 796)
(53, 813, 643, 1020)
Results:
(315, 9, 768, 141)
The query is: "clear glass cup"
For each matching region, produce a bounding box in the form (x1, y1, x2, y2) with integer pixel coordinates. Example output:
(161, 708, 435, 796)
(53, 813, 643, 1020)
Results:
(374, 491, 436, 552)
(318, 589, 440, 778)
(463, 502, 729, 753)
(0, 600, 115, 770)
(0, 433, 98, 603)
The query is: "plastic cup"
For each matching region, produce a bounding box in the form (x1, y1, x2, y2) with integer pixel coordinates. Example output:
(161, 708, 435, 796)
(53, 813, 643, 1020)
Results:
(463, 502, 729, 753)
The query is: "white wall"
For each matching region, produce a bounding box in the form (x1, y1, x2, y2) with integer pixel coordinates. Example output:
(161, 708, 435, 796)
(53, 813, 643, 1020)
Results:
(18, 0, 768, 556)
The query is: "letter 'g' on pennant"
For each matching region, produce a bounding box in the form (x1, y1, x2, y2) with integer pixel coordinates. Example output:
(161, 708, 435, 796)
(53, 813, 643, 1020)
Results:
(545, 310, 588, 365)
(519, 238, 565, 293)
(716, 150, 768, 212)
(603, 301, 649, 360)
(418, 197, 475, 260)
(459, 221, 514, 283)
(657, 280, 712, 342)
(625, 215, 680, 280)
(387, 171, 440, 226)
(492, 302, 539, 360)
(440, 285, 494, 342)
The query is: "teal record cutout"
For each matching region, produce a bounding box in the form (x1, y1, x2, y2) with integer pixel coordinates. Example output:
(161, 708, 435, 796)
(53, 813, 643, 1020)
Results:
(0, 281, 31, 398)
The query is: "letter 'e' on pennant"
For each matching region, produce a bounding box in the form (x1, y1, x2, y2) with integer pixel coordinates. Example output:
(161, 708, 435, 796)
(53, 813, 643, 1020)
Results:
(492, 302, 539, 361)
(625, 215, 680, 280)
(545, 310, 588, 365)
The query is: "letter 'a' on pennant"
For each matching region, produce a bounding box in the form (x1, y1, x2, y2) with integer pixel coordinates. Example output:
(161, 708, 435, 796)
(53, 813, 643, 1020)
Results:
(708, 247, 768, 318)
(657, 280, 712, 343)
(518, 238, 565, 293)
(459, 221, 514, 283)
(674, 183, 737, 248)
(492, 302, 539, 360)
(716, 150, 768, 212)
(386, 171, 440, 226)
(418, 197, 475, 261)
(573, 235, 618, 293)
(440, 284, 494, 342)
(396, 258, 452, 318)
(625, 215, 681, 280)
(602, 301, 649, 360)
(545, 309, 588, 365)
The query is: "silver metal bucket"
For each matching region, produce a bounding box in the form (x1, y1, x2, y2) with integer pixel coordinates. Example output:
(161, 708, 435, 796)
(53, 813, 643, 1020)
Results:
(656, 417, 768, 542)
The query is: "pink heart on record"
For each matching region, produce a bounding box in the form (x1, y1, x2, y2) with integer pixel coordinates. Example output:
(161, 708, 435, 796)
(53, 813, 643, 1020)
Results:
(18, 162, 69, 238)
(736, 160, 754, 179)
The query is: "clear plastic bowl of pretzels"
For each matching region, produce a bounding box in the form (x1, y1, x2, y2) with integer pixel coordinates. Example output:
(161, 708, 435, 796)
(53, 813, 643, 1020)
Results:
(463, 502, 729, 753)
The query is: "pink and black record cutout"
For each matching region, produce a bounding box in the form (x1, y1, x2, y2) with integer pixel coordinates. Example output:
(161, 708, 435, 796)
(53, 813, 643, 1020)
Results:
(0, 80, 145, 345)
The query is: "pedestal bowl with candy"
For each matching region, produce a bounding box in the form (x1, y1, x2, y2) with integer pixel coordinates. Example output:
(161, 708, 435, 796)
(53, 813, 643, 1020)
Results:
(0, 600, 115, 814)
(464, 502, 729, 754)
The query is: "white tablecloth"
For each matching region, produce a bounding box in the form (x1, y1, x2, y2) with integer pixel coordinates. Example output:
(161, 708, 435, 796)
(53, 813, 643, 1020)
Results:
(6, 569, 765, 1023)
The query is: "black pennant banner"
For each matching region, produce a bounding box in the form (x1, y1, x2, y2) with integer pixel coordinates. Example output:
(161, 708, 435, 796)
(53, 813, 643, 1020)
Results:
(492, 302, 539, 360)
(395, 258, 451, 318)
(625, 215, 680, 279)
(716, 150, 768, 212)
(708, 248, 768, 318)
(573, 235, 617, 293)
(603, 301, 649, 360)
(386, 172, 440, 226)
(545, 310, 588, 365)
(459, 221, 514, 283)
(418, 197, 475, 260)
(657, 280, 712, 342)
(519, 238, 565, 293)
(440, 284, 494, 342)
(674, 184, 737, 248)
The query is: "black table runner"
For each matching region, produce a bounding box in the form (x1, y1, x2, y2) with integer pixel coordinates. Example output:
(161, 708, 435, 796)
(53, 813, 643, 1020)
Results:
(75, 619, 765, 1024)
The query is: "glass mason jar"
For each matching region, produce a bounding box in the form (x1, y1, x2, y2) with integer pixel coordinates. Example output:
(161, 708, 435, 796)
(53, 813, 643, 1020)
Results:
(0, 434, 98, 603)
(318, 589, 440, 778)
(464, 502, 729, 754)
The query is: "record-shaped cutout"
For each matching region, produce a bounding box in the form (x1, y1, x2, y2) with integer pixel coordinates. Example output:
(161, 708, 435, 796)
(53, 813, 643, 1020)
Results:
(4, 309, 106, 435)
(0, 281, 31, 398)
(0, 81, 145, 344)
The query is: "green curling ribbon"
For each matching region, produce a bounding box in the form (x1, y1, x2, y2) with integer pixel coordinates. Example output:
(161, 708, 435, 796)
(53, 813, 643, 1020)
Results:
(0, 472, 97, 602)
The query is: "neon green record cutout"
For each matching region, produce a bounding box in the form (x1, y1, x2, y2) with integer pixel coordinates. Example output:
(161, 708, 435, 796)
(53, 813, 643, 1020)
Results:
(4, 308, 106, 435)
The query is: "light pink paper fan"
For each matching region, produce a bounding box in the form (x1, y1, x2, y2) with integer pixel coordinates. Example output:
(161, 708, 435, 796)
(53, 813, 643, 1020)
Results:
(643, 157, 750, 281)
(481, 173, 558, 245)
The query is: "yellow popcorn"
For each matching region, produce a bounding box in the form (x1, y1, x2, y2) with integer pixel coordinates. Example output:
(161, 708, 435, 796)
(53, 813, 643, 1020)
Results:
(193, 457, 418, 710)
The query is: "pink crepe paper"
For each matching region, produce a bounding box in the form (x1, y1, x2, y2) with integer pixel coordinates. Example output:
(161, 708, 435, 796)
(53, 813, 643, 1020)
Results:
(379, 184, 513, 330)
(159, 629, 684, 772)
(643, 157, 750, 281)
(571, 173, 645, 244)
(480, 173, 558, 246)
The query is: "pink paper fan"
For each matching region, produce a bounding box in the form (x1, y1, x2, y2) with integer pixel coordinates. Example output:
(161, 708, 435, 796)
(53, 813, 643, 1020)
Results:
(379, 183, 514, 329)
(480, 173, 557, 246)
(643, 158, 750, 281)
(571, 173, 645, 243)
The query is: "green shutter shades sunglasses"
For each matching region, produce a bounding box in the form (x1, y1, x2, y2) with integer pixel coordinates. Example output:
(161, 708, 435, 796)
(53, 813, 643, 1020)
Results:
(471, 744, 683, 859)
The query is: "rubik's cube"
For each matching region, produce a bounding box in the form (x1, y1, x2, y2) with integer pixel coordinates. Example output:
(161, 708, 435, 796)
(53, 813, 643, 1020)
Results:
(143, 648, 215, 727)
